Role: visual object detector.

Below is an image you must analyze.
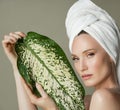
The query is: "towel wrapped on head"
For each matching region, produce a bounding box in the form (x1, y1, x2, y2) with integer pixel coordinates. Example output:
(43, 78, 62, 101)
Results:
(65, 0, 120, 84)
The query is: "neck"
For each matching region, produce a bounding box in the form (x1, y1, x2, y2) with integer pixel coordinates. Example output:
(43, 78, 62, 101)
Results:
(95, 75, 119, 90)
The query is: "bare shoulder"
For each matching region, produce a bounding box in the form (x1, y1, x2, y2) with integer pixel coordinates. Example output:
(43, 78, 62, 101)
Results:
(89, 88, 120, 110)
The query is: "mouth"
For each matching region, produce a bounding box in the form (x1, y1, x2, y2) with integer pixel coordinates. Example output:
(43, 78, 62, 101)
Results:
(81, 74, 93, 80)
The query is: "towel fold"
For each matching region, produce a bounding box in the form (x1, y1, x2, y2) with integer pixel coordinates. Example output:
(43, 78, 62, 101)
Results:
(65, 0, 120, 84)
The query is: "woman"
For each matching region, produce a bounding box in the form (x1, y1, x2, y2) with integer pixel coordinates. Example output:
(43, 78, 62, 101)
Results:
(65, 1, 120, 109)
(2, 0, 120, 110)
(71, 31, 120, 110)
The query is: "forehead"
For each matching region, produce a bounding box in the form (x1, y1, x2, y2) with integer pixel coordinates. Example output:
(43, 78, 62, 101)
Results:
(72, 33, 103, 53)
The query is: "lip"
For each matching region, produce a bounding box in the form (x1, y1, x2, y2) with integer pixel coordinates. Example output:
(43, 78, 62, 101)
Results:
(81, 74, 93, 80)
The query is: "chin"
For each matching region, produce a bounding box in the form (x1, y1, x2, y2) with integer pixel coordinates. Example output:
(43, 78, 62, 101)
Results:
(83, 80, 96, 87)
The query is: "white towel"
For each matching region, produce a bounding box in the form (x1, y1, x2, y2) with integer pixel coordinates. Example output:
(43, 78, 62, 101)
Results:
(65, 0, 120, 84)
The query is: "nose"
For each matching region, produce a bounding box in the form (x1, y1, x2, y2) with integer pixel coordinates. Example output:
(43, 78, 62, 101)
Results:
(79, 59, 87, 72)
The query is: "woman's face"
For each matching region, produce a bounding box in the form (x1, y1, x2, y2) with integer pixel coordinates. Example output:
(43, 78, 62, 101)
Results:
(72, 33, 114, 88)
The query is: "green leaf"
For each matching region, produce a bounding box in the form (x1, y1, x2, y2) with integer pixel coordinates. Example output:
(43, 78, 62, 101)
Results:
(15, 31, 85, 110)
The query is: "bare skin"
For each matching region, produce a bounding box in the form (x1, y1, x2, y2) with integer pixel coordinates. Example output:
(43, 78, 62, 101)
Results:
(90, 88, 120, 110)
(72, 33, 120, 110)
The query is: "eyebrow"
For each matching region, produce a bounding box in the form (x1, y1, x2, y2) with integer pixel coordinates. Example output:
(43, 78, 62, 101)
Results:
(82, 48, 96, 54)
(71, 48, 96, 56)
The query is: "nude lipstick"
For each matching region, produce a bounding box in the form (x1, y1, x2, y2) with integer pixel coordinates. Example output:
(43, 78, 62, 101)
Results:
(81, 74, 93, 80)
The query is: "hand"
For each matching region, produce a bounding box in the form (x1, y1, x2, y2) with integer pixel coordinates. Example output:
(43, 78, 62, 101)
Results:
(21, 78, 58, 110)
(2, 32, 26, 65)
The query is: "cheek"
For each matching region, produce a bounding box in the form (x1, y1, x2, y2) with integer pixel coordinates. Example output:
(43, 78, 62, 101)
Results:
(89, 58, 99, 67)
(74, 63, 79, 72)
(88, 55, 111, 75)
(88, 57, 104, 72)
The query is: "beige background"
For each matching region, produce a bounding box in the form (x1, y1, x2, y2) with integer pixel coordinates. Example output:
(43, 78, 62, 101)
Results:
(0, 0, 120, 110)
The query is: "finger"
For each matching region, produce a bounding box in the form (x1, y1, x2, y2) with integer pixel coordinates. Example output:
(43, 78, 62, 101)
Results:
(2, 35, 16, 47)
(36, 83, 48, 98)
(14, 32, 26, 37)
(21, 77, 33, 91)
(4, 35, 17, 43)
(21, 77, 39, 103)
(9, 32, 22, 40)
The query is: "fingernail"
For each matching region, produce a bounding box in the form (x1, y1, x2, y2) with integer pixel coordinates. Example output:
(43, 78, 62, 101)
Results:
(36, 83, 39, 87)
(10, 32, 13, 35)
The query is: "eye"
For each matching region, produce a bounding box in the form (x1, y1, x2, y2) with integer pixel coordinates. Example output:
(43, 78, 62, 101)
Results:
(72, 56, 79, 61)
(87, 52, 95, 58)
